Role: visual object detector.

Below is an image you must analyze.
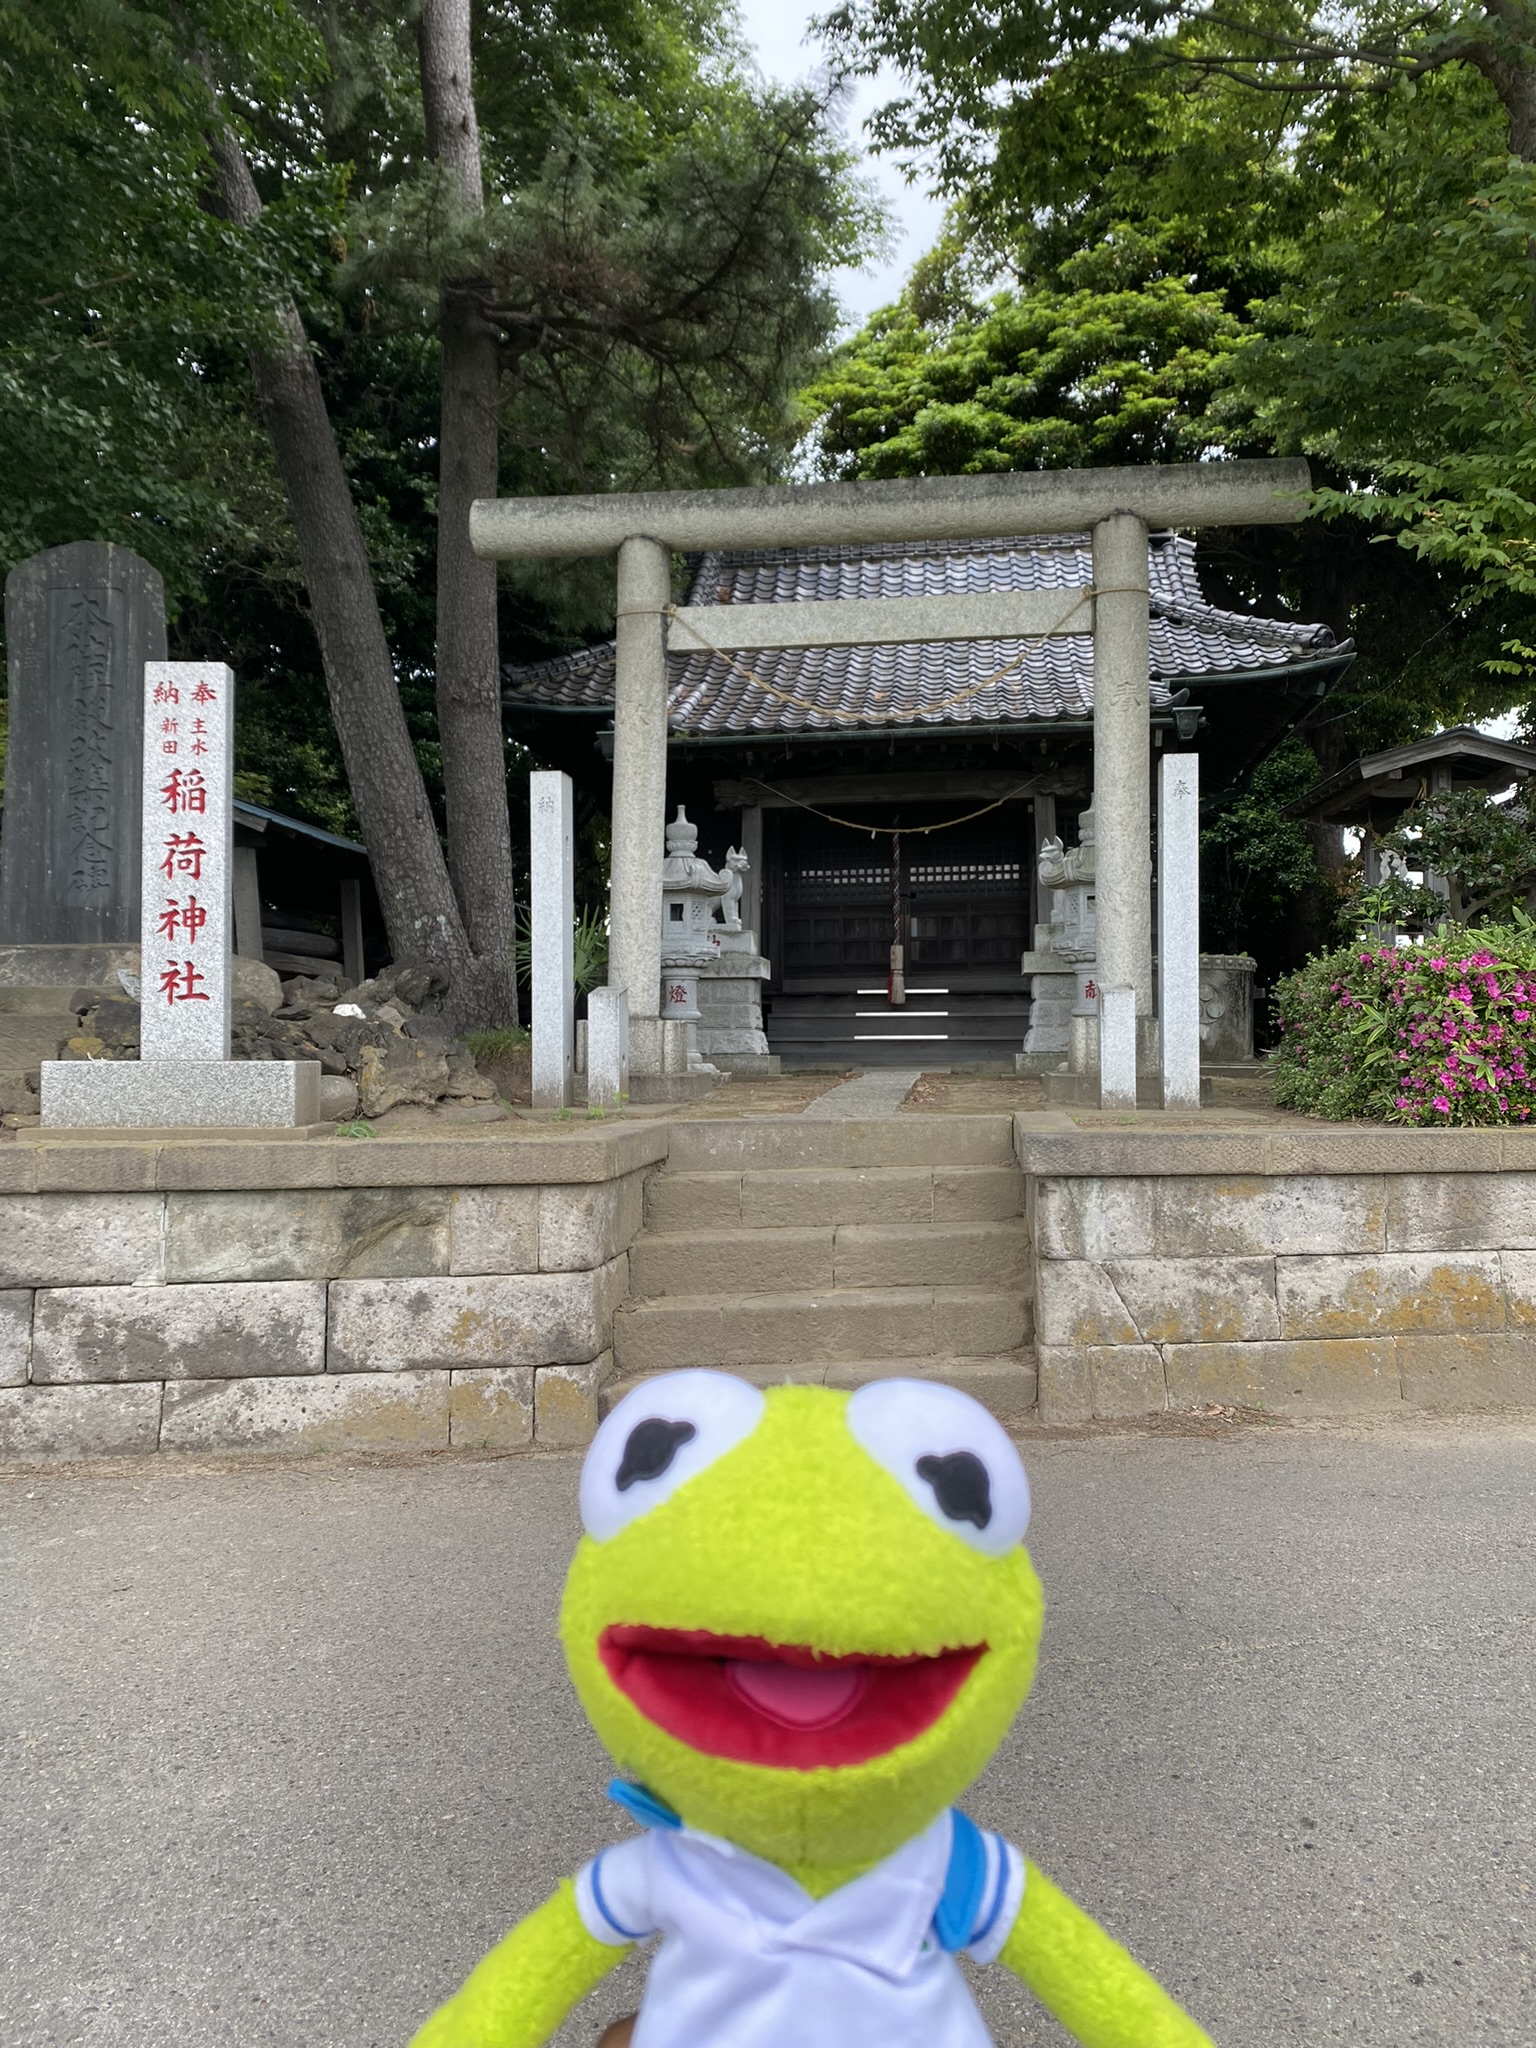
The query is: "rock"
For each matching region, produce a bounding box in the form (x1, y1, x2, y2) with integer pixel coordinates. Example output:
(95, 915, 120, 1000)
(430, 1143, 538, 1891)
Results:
(61, 1034, 108, 1062)
(319, 1075, 360, 1121)
(374, 1003, 407, 1027)
(231, 957, 284, 1014)
(282, 973, 343, 1004)
(443, 1044, 496, 1099)
(355, 1031, 453, 1117)
(231, 995, 275, 1032)
(83, 997, 140, 1052)
(0, 1074, 38, 1114)
(377, 957, 448, 1010)
(403, 1014, 455, 1043)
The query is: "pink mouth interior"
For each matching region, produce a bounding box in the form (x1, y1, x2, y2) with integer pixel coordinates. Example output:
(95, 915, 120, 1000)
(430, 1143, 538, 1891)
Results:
(598, 1625, 985, 1768)
(726, 1658, 866, 1729)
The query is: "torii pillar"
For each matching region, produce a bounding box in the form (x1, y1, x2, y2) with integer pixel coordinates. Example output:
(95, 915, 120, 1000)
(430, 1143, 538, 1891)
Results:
(472, 460, 1309, 1104)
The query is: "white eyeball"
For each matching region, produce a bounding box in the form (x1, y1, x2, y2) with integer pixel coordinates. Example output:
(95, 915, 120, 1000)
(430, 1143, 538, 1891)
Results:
(580, 1369, 766, 1542)
(845, 1380, 1030, 1557)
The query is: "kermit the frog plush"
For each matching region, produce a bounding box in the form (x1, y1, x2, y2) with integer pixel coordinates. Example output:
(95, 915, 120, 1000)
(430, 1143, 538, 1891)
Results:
(411, 1371, 1214, 2047)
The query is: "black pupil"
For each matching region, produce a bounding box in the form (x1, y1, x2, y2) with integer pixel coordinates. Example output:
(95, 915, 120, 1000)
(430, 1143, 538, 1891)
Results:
(615, 1416, 697, 1492)
(915, 1450, 992, 1530)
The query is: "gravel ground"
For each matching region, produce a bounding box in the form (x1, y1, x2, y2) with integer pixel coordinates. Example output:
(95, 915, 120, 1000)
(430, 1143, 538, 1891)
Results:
(3, 1411, 1532, 2047)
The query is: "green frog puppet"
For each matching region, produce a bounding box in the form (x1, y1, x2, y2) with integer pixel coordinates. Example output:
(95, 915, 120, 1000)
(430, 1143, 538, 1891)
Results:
(411, 1371, 1214, 2048)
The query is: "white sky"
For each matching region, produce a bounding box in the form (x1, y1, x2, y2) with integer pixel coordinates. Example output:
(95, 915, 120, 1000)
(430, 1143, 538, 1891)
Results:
(734, 0, 947, 327)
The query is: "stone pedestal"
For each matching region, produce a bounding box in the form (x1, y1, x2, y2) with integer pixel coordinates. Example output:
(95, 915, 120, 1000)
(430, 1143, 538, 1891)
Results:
(41, 1059, 320, 1129)
(1200, 953, 1257, 1062)
(696, 934, 779, 1076)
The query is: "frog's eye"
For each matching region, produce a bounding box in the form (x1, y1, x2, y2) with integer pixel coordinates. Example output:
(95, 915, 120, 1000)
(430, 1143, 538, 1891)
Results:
(580, 1370, 766, 1541)
(846, 1380, 1030, 1557)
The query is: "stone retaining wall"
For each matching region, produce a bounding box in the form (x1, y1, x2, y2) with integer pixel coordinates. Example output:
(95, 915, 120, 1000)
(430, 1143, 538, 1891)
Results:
(1018, 1121, 1536, 1423)
(0, 1125, 665, 1461)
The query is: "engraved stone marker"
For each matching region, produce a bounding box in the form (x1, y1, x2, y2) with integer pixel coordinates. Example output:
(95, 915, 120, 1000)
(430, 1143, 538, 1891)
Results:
(140, 662, 233, 1059)
(0, 542, 166, 943)
(40, 660, 319, 1129)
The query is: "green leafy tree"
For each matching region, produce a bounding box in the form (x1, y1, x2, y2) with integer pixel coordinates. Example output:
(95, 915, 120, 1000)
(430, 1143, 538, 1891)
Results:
(0, 0, 874, 1019)
(822, 1, 1536, 669)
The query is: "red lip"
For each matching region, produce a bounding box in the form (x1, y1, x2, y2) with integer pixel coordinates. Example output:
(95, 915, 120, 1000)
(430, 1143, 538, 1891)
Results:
(598, 1624, 985, 1768)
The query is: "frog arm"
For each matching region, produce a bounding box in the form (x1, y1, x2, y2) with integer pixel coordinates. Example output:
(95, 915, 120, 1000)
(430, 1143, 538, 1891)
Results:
(997, 1862, 1215, 2048)
(409, 1879, 626, 2048)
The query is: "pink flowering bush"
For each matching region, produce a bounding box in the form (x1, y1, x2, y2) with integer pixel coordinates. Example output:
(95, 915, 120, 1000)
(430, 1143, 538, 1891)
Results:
(1273, 922, 1536, 1124)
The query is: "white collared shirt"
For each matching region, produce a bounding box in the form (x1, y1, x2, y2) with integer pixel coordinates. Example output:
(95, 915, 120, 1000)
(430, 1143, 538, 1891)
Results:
(574, 1810, 1024, 2048)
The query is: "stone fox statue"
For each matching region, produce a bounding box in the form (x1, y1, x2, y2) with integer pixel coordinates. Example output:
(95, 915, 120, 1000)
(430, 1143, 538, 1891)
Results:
(410, 1372, 1215, 2048)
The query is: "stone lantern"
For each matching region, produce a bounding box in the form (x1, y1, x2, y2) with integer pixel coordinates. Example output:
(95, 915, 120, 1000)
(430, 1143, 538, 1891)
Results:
(659, 807, 727, 1052)
(1019, 803, 1099, 1071)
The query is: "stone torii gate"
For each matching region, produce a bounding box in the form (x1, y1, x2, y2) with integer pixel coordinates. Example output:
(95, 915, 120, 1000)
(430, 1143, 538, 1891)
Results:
(472, 459, 1309, 1104)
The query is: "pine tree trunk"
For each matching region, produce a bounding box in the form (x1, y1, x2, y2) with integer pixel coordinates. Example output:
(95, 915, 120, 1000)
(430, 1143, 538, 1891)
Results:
(202, 120, 476, 988)
(418, 0, 521, 1029)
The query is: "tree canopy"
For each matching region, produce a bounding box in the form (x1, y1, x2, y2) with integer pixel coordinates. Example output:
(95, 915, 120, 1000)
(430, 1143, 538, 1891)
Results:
(817, 2, 1536, 695)
(0, 0, 875, 833)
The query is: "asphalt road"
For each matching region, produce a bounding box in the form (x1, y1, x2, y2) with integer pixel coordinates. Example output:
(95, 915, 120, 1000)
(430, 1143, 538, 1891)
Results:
(3, 1413, 1533, 2048)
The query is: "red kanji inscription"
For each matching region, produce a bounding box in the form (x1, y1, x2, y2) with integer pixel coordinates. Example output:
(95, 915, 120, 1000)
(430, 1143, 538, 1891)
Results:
(159, 961, 210, 1005)
(159, 833, 207, 882)
(159, 768, 207, 815)
(156, 896, 208, 945)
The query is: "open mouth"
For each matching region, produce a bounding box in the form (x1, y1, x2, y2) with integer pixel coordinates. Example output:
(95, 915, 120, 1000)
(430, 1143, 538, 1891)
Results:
(598, 1624, 985, 1768)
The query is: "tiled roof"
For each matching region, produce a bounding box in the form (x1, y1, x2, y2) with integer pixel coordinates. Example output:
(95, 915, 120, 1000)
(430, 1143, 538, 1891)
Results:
(502, 533, 1348, 736)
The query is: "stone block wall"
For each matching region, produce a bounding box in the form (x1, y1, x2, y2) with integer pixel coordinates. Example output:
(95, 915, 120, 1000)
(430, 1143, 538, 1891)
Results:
(1019, 1122, 1536, 1422)
(0, 1127, 661, 1461)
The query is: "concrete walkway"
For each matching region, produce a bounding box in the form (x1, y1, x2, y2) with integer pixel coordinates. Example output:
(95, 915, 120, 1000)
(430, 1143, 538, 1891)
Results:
(3, 1414, 1533, 2047)
(797, 1067, 922, 1117)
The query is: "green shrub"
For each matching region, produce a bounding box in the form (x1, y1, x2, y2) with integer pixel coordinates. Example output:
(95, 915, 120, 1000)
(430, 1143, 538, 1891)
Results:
(1273, 919, 1536, 1124)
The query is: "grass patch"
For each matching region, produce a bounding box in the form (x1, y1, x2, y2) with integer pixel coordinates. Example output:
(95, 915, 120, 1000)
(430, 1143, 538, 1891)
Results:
(465, 1026, 531, 1062)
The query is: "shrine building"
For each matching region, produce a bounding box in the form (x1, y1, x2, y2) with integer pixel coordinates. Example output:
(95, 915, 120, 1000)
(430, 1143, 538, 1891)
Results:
(502, 522, 1352, 1068)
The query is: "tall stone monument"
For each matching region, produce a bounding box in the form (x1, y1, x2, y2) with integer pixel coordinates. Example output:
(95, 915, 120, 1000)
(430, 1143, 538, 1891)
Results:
(0, 542, 166, 944)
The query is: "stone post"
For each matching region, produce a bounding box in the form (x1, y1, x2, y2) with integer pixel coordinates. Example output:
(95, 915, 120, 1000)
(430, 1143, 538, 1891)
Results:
(586, 985, 629, 1110)
(738, 804, 763, 936)
(339, 877, 365, 986)
(232, 845, 264, 962)
(609, 535, 670, 1074)
(1099, 983, 1137, 1110)
(529, 769, 575, 1109)
(1091, 514, 1154, 1029)
(1158, 751, 1201, 1109)
(140, 662, 234, 1059)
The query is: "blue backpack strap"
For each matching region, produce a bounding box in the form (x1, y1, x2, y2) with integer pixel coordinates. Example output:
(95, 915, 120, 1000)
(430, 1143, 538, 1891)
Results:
(932, 1808, 989, 1952)
(607, 1777, 683, 1831)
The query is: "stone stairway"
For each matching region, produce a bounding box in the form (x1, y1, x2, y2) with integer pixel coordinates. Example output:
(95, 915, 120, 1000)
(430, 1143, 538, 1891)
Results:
(610, 1115, 1036, 1422)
